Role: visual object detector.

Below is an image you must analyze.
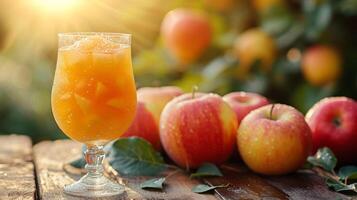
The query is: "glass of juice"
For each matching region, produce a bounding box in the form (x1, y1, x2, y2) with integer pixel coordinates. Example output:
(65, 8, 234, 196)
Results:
(51, 32, 137, 197)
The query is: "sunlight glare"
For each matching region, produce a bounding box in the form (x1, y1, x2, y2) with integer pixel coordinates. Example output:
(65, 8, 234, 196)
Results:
(33, 0, 80, 12)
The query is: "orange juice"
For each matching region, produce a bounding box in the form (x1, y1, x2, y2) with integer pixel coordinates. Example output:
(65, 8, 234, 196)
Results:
(51, 36, 137, 145)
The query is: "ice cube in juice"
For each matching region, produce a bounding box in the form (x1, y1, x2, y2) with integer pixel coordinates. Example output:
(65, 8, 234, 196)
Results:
(51, 36, 137, 145)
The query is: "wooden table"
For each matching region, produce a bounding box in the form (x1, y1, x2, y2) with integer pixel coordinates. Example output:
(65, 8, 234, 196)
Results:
(0, 134, 356, 200)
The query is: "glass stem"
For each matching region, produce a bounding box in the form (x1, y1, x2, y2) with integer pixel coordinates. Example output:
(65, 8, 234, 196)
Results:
(85, 145, 105, 180)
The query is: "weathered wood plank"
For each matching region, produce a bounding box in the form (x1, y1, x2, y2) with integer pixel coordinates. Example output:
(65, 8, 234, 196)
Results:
(265, 170, 354, 200)
(33, 140, 135, 200)
(121, 170, 216, 200)
(204, 164, 354, 200)
(33, 139, 216, 200)
(205, 164, 289, 200)
(0, 135, 36, 200)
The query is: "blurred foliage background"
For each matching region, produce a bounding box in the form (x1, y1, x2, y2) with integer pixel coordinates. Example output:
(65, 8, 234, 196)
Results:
(0, 0, 356, 142)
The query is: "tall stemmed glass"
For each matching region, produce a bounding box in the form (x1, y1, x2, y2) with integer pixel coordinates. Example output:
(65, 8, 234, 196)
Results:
(51, 33, 137, 197)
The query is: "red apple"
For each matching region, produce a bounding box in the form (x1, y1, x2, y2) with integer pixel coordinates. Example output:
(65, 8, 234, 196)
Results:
(223, 91, 269, 124)
(238, 104, 312, 175)
(122, 86, 183, 150)
(305, 97, 357, 164)
(161, 8, 212, 66)
(160, 93, 238, 169)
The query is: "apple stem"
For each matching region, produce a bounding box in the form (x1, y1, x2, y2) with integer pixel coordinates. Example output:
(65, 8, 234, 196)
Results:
(192, 85, 198, 99)
(269, 104, 275, 120)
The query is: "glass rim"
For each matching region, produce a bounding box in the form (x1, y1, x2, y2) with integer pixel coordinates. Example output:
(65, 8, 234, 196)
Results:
(58, 32, 131, 38)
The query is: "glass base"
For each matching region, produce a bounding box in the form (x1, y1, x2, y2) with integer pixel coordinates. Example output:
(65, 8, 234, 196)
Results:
(64, 173, 126, 198)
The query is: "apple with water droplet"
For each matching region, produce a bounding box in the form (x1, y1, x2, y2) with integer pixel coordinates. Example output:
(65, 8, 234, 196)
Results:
(306, 97, 357, 164)
(238, 104, 312, 175)
(160, 93, 238, 169)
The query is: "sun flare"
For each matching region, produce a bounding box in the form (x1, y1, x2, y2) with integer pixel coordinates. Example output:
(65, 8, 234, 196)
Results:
(32, 0, 80, 12)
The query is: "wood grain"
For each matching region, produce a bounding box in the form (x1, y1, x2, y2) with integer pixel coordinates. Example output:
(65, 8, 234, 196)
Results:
(266, 170, 353, 200)
(204, 164, 355, 200)
(33, 140, 135, 200)
(121, 170, 216, 200)
(0, 135, 36, 200)
(33, 139, 216, 200)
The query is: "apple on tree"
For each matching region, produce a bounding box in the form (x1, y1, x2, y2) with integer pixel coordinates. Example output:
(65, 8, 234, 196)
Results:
(302, 45, 342, 86)
(234, 28, 277, 78)
(161, 8, 212, 67)
(122, 86, 183, 150)
(306, 97, 357, 164)
(160, 93, 238, 169)
(238, 104, 312, 175)
(223, 91, 269, 124)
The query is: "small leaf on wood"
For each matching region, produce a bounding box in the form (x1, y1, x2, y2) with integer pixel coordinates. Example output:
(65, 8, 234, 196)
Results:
(307, 147, 337, 172)
(140, 177, 166, 190)
(191, 184, 229, 194)
(338, 165, 357, 181)
(326, 178, 357, 193)
(108, 137, 166, 176)
(190, 163, 223, 178)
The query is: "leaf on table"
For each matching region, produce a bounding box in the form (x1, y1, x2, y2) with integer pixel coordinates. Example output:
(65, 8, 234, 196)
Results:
(190, 163, 223, 178)
(338, 165, 357, 181)
(191, 184, 229, 194)
(108, 137, 166, 176)
(326, 178, 357, 193)
(140, 177, 166, 190)
(307, 147, 337, 172)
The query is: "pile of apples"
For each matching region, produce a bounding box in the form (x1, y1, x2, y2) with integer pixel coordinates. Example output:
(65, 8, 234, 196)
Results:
(123, 86, 357, 175)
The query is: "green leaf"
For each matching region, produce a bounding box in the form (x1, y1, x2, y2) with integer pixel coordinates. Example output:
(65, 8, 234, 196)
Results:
(303, 0, 333, 40)
(302, 161, 313, 169)
(326, 178, 357, 193)
(291, 84, 334, 113)
(275, 22, 304, 49)
(140, 177, 166, 190)
(191, 184, 229, 194)
(69, 157, 86, 169)
(338, 166, 357, 180)
(190, 163, 223, 178)
(240, 72, 268, 94)
(108, 137, 166, 176)
(199, 55, 236, 94)
(338, 0, 357, 16)
(307, 147, 337, 172)
(260, 5, 294, 36)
